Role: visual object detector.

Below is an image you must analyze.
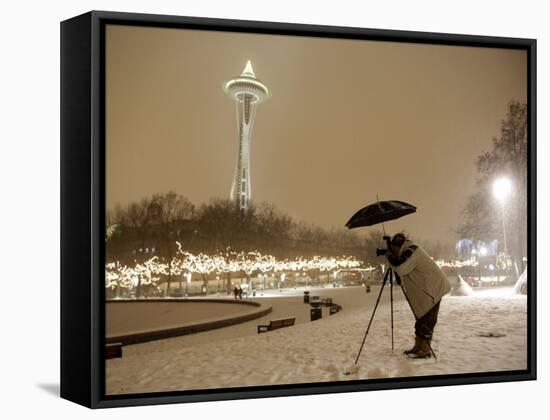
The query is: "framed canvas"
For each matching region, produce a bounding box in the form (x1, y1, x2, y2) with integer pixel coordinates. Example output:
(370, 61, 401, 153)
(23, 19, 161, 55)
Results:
(60, 10, 537, 408)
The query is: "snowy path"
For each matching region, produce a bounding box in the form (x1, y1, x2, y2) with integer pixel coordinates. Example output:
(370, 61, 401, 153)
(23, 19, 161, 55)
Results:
(106, 286, 527, 395)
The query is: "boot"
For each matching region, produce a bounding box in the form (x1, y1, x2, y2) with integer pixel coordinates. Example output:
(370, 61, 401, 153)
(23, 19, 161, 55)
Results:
(409, 337, 432, 359)
(403, 336, 422, 355)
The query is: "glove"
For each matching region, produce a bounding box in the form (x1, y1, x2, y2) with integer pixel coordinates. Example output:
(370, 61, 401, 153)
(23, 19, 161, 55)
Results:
(386, 249, 399, 265)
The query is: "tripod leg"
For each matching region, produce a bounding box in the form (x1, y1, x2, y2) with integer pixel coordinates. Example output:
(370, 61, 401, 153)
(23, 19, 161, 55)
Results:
(353, 267, 391, 365)
(426, 340, 437, 360)
(390, 269, 394, 352)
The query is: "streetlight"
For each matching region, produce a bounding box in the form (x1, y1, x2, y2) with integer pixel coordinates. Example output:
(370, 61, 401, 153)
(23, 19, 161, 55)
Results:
(492, 177, 511, 258)
(479, 246, 488, 257)
(471, 249, 479, 283)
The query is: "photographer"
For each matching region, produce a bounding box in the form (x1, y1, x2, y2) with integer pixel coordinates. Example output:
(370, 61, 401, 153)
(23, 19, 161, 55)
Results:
(385, 233, 451, 358)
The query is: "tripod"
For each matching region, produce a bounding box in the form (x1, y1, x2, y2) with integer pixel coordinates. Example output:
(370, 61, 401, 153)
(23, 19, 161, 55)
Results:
(353, 266, 437, 366)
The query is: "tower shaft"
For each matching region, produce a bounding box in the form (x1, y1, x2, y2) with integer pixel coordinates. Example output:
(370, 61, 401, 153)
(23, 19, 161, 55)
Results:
(230, 94, 257, 212)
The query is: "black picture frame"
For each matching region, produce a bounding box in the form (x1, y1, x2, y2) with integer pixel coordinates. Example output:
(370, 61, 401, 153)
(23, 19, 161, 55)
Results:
(60, 10, 537, 409)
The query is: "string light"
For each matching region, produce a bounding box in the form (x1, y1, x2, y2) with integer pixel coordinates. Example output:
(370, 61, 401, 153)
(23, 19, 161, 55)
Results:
(105, 244, 365, 289)
(434, 257, 478, 268)
(106, 243, 481, 290)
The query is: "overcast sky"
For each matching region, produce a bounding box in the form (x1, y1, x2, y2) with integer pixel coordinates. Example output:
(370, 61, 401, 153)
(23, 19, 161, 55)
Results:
(106, 24, 526, 243)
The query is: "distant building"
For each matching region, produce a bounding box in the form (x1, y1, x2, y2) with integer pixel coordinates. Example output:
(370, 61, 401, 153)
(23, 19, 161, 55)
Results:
(223, 61, 270, 212)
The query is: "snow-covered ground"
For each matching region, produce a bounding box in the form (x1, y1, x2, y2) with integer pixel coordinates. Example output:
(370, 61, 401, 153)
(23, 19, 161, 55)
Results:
(106, 285, 527, 395)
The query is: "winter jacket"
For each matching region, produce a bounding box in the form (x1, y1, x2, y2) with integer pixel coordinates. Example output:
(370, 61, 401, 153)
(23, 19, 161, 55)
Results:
(388, 240, 451, 319)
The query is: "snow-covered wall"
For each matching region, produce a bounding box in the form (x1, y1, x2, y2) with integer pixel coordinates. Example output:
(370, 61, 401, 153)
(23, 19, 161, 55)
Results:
(513, 269, 528, 295)
(451, 275, 475, 296)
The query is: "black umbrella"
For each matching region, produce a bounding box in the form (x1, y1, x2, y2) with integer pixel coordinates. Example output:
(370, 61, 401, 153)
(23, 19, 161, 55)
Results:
(345, 200, 417, 229)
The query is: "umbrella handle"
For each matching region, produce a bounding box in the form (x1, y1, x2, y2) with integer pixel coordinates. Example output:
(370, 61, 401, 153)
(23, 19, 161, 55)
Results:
(376, 194, 387, 236)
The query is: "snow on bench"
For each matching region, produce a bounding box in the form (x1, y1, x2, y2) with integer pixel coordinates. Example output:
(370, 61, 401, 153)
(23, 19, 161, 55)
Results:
(309, 297, 342, 315)
(310, 297, 333, 307)
(257, 317, 296, 334)
(105, 342, 123, 359)
(329, 304, 342, 315)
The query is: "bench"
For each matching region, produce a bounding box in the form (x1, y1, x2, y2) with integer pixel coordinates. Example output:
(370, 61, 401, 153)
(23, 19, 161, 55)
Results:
(105, 342, 123, 359)
(169, 289, 185, 297)
(310, 298, 333, 308)
(257, 317, 296, 333)
(329, 304, 342, 315)
(309, 300, 323, 308)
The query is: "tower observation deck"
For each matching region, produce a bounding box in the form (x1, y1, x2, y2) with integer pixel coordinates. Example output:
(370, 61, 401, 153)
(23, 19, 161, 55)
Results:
(223, 61, 270, 212)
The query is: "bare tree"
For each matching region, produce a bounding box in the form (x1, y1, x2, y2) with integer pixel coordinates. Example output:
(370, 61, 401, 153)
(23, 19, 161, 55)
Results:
(196, 198, 257, 253)
(147, 192, 195, 295)
(106, 198, 153, 263)
(458, 101, 527, 271)
(254, 202, 293, 254)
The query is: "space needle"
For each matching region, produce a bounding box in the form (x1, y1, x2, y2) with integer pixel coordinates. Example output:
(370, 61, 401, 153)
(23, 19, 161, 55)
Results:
(223, 61, 270, 212)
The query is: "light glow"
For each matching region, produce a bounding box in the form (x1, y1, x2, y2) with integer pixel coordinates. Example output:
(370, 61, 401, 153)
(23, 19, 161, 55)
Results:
(493, 177, 512, 202)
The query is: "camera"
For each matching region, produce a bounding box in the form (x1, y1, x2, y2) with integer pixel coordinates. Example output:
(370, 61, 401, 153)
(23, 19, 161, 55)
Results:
(376, 235, 392, 257)
(376, 248, 387, 257)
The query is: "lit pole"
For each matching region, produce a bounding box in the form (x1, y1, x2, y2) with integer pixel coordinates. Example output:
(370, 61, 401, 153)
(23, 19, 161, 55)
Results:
(471, 249, 479, 283)
(493, 177, 511, 276)
(479, 246, 488, 283)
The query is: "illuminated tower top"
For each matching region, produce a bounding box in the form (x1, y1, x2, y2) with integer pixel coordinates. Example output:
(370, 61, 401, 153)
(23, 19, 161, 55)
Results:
(223, 60, 270, 104)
